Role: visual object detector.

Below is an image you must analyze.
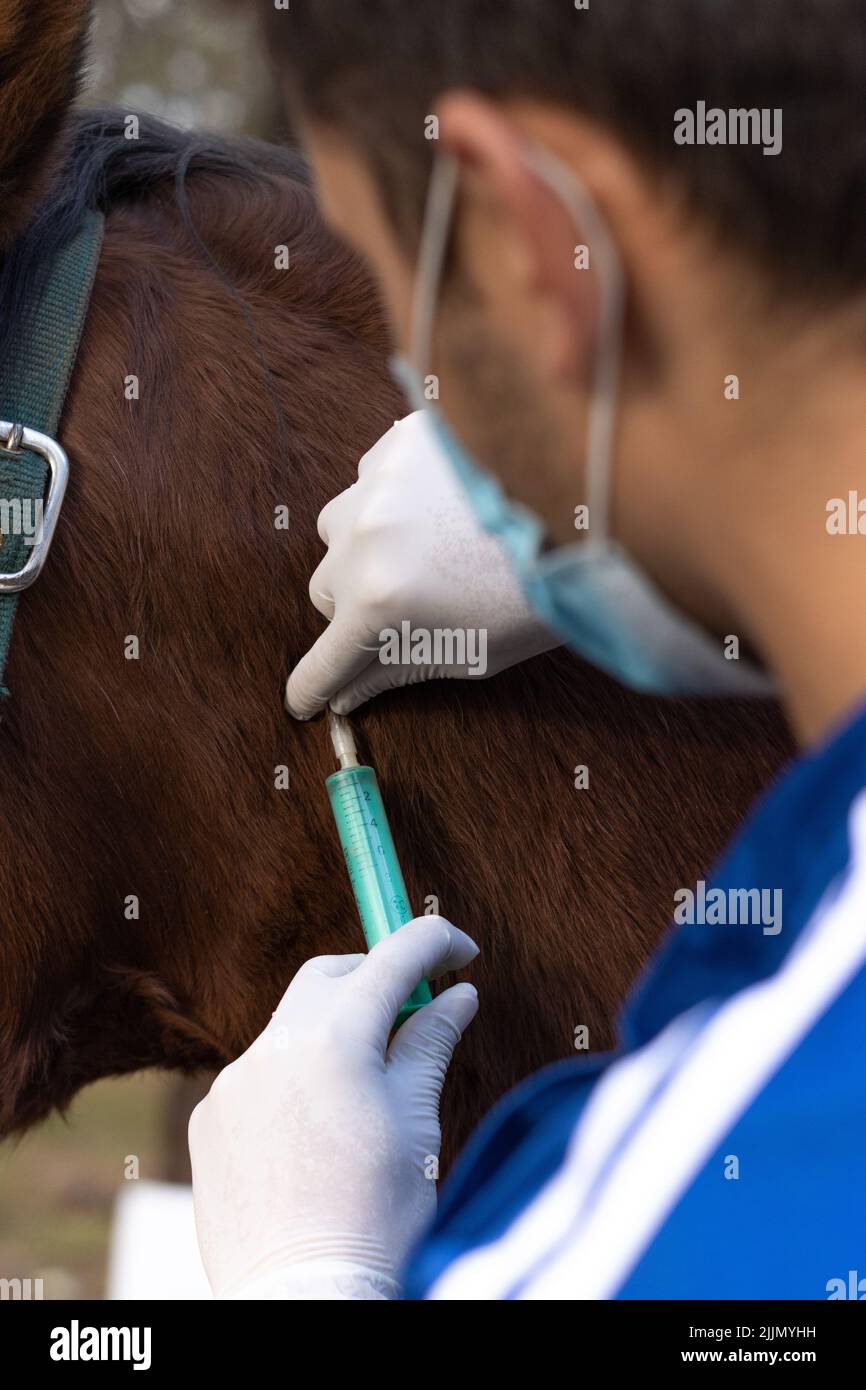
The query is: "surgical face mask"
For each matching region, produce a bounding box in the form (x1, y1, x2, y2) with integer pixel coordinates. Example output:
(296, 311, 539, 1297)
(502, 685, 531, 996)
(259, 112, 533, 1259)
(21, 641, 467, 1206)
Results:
(391, 148, 774, 699)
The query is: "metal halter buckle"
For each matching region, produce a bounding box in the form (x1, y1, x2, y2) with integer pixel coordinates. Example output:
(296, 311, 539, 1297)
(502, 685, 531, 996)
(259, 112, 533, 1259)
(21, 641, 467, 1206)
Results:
(0, 419, 69, 593)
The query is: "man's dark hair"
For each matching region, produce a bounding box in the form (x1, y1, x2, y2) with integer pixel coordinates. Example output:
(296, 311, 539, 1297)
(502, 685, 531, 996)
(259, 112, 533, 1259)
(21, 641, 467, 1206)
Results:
(266, 0, 866, 307)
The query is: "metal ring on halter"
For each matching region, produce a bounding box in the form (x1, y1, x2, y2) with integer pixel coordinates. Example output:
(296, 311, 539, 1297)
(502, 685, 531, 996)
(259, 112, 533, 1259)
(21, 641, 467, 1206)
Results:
(0, 420, 70, 592)
(1, 421, 25, 454)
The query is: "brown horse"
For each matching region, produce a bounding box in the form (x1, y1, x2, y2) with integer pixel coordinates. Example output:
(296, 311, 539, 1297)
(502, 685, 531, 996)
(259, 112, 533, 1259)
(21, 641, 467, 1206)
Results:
(0, 3, 791, 1165)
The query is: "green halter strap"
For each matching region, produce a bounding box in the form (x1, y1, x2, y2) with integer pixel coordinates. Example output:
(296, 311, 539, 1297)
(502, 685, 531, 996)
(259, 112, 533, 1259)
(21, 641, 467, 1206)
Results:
(0, 209, 104, 698)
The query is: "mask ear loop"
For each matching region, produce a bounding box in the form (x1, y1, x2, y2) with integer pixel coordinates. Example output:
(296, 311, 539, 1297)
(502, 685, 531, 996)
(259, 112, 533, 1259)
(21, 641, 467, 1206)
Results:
(409, 153, 460, 388)
(512, 144, 626, 552)
(411, 144, 624, 552)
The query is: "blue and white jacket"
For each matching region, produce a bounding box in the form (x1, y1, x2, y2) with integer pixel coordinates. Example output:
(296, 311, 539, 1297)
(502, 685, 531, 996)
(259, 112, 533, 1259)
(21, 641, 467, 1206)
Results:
(404, 699, 866, 1299)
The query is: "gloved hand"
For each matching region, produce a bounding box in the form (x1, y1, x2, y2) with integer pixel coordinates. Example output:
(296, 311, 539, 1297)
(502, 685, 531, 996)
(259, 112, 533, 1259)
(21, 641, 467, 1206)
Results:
(285, 410, 559, 719)
(189, 917, 479, 1301)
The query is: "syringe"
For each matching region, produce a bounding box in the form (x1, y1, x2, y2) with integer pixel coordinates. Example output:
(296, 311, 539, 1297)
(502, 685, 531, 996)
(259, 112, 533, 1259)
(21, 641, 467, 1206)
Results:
(326, 713, 432, 1029)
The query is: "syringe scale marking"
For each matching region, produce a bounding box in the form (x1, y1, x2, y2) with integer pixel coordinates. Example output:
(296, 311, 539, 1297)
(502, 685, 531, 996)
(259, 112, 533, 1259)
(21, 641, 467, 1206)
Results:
(325, 713, 433, 1028)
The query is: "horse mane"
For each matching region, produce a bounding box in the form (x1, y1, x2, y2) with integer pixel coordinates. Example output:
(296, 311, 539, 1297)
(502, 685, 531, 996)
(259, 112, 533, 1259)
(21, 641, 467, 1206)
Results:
(0, 105, 309, 377)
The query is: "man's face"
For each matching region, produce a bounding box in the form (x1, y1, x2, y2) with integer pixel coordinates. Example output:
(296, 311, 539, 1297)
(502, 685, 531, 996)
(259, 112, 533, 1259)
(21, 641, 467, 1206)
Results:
(304, 118, 589, 548)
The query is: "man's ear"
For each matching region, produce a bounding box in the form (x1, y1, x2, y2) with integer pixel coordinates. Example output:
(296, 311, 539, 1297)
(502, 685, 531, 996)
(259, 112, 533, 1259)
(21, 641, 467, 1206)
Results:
(436, 91, 601, 384)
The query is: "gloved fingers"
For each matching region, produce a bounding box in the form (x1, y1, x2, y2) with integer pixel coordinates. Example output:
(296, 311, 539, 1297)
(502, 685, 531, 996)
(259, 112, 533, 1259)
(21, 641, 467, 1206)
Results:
(285, 618, 381, 720)
(355, 414, 416, 481)
(316, 414, 420, 548)
(302, 952, 368, 980)
(329, 658, 432, 716)
(306, 551, 336, 622)
(316, 479, 363, 545)
(387, 981, 479, 1074)
(267, 952, 367, 1028)
(347, 917, 479, 1049)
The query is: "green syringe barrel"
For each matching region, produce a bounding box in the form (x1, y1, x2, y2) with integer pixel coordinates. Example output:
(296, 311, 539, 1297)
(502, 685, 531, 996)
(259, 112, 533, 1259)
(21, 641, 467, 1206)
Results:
(326, 763, 433, 1029)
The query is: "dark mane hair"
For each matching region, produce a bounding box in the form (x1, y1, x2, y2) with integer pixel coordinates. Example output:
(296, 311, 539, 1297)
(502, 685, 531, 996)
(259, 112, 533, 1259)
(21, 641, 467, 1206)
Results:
(0, 106, 309, 374)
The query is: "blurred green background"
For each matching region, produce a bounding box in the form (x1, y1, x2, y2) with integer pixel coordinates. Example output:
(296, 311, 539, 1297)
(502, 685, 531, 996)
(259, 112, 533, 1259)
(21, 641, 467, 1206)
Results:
(0, 0, 274, 1301)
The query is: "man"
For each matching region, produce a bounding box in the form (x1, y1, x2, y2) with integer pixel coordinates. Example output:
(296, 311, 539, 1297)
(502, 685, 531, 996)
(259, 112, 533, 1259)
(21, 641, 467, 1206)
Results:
(189, 1, 866, 1298)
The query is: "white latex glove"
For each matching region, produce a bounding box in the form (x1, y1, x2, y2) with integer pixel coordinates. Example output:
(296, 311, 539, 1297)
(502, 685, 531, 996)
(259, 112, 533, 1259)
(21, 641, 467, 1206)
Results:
(286, 410, 559, 719)
(189, 916, 479, 1301)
